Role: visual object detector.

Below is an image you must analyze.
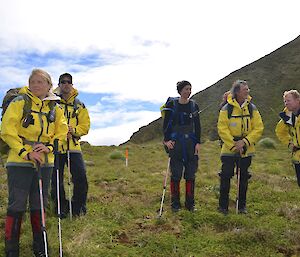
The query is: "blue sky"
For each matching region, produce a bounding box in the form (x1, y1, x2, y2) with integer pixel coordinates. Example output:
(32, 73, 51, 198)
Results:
(0, 0, 300, 145)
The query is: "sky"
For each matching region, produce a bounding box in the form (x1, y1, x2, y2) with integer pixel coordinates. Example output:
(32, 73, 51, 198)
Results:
(0, 0, 299, 145)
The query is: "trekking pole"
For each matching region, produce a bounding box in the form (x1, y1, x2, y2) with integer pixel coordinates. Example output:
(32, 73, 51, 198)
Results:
(236, 154, 241, 214)
(54, 139, 63, 257)
(158, 157, 170, 218)
(36, 162, 49, 257)
(67, 111, 73, 221)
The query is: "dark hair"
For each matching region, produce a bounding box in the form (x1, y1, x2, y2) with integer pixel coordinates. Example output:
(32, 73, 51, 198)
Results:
(177, 80, 191, 94)
(59, 73, 73, 84)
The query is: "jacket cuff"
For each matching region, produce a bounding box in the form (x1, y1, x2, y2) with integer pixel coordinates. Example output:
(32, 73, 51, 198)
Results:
(243, 138, 251, 147)
(18, 148, 28, 159)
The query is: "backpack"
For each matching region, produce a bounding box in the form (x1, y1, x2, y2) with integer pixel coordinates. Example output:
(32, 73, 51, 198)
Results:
(160, 97, 197, 119)
(0, 87, 56, 155)
(161, 97, 198, 135)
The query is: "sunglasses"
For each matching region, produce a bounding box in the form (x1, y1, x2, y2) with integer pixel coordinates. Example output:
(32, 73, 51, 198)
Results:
(60, 80, 72, 85)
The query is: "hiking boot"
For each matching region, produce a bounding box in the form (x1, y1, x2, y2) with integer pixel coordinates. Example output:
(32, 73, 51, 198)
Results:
(171, 205, 181, 212)
(32, 233, 47, 257)
(5, 250, 19, 257)
(186, 205, 197, 212)
(33, 250, 46, 257)
(238, 208, 248, 214)
(217, 207, 228, 215)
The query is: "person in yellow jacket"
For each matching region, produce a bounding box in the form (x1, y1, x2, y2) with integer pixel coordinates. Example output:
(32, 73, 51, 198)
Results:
(1, 69, 68, 257)
(217, 80, 264, 215)
(275, 90, 300, 185)
(50, 73, 90, 217)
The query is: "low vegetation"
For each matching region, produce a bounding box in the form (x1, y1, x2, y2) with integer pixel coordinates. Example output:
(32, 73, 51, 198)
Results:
(0, 139, 299, 257)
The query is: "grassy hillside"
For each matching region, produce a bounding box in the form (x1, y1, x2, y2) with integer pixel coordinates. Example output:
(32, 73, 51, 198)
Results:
(1, 141, 300, 256)
(129, 35, 300, 144)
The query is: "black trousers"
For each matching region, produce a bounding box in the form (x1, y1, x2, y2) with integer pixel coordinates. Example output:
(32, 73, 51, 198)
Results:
(7, 166, 51, 212)
(219, 156, 252, 210)
(51, 152, 88, 211)
(169, 138, 198, 181)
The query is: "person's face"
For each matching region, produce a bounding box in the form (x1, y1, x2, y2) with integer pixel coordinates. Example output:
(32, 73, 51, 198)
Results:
(29, 74, 51, 99)
(236, 84, 250, 101)
(59, 77, 73, 95)
(180, 85, 192, 99)
(284, 94, 300, 112)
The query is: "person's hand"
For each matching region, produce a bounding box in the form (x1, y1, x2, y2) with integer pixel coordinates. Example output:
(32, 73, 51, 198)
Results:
(194, 143, 200, 155)
(25, 151, 43, 164)
(33, 143, 50, 154)
(68, 125, 74, 134)
(67, 132, 73, 139)
(164, 140, 175, 150)
(288, 142, 295, 151)
(234, 140, 245, 154)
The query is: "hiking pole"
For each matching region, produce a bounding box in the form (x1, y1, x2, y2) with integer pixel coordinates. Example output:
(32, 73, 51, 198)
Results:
(158, 157, 170, 218)
(67, 111, 73, 221)
(236, 154, 241, 214)
(54, 139, 63, 257)
(36, 162, 49, 257)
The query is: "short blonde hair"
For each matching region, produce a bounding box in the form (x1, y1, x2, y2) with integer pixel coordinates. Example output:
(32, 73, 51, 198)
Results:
(283, 89, 300, 100)
(29, 69, 53, 88)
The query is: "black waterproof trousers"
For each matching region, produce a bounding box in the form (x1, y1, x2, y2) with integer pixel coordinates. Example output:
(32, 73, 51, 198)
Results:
(5, 166, 51, 256)
(218, 156, 252, 211)
(51, 152, 88, 216)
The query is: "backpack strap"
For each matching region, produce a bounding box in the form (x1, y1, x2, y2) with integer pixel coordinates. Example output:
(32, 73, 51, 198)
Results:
(227, 102, 254, 119)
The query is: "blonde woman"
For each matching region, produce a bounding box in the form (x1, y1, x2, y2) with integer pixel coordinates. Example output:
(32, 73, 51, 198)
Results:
(1, 69, 68, 257)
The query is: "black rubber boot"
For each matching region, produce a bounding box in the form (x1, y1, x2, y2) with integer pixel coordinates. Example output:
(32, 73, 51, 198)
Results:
(185, 180, 196, 211)
(5, 212, 23, 257)
(30, 210, 47, 257)
(170, 179, 181, 212)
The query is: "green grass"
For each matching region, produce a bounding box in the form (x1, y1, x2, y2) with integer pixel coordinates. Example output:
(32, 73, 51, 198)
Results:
(0, 140, 300, 256)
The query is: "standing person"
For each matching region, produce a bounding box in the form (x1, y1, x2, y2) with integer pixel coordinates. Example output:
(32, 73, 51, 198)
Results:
(50, 73, 90, 217)
(1, 69, 68, 257)
(217, 80, 264, 215)
(163, 80, 201, 212)
(275, 90, 300, 186)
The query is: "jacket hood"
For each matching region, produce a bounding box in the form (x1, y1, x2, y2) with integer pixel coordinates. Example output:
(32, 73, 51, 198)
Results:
(19, 86, 60, 103)
(227, 93, 252, 108)
(54, 87, 79, 102)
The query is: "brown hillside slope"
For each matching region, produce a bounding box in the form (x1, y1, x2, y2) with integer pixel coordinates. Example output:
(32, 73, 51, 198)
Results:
(128, 35, 300, 144)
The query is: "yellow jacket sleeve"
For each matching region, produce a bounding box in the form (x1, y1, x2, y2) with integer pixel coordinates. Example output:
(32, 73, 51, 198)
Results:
(72, 107, 90, 137)
(275, 120, 291, 146)
(243, 110, 264, 147)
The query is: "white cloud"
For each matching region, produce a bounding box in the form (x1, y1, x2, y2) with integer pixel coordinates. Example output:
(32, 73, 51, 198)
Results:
(84, 109, 160, 145)
(1, 0, 300, 145)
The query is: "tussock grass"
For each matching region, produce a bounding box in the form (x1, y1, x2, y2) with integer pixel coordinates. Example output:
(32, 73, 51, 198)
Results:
(258, 137, 277, 149)
(1, 141, 300, 256)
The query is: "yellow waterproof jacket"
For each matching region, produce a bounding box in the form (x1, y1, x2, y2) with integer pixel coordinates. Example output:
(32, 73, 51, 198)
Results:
(1, 86, 68, 167)
(218, 94, 264, 157)
(54, 87, 90, 153)
(275, 107, 300, 163)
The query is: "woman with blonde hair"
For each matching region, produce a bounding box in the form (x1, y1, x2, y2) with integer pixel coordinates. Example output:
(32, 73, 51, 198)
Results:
(1, 69, 68, 257)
